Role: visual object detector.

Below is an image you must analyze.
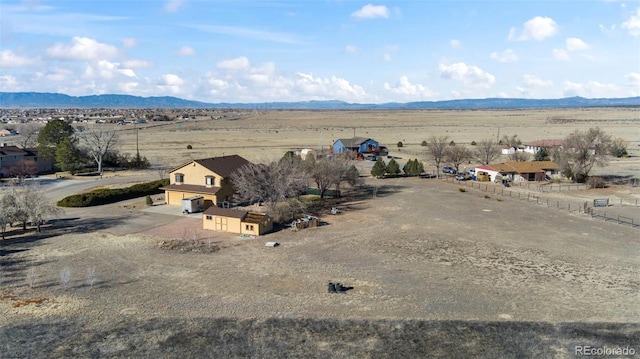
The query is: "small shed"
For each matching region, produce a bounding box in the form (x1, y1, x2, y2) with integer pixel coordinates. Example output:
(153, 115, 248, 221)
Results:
(182, 195, 204, 213)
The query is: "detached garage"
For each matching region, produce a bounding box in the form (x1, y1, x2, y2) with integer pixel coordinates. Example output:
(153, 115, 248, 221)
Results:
(203, 206, 273, 236)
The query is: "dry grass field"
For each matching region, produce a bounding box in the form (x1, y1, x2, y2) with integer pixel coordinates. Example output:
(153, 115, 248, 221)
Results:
(1, 109, 639, 357)
(114, 108, 640, 167)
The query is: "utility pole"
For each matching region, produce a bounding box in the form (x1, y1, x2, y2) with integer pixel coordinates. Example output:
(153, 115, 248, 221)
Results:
(135, 121, 140, 160)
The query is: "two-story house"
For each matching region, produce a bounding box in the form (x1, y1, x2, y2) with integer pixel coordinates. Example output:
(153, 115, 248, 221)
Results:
(161, 154, 252, 209)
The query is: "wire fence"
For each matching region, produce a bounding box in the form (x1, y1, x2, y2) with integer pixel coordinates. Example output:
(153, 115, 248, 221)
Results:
(440, 177, 640, 228)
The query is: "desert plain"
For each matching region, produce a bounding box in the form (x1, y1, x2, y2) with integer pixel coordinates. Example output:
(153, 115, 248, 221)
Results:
(1, 108, 639, 357)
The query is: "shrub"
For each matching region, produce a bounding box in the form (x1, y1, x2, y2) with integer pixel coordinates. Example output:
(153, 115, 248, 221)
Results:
(484, 194, 490, 199)
(57, 179, 170, 207)
(397, 141, 403, 148)
(458, 188, 466, 192)
(587, 176, 606, 189)
(146, 195, 153, 206)
(187, 144, 193, 149)
(471, 141, 477, 146)
(421, 140, 427, 146)
(449, 140, 456, 146)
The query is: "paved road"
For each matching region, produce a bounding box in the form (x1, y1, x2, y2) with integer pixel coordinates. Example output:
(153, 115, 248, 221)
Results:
(1, 171, 159, 203)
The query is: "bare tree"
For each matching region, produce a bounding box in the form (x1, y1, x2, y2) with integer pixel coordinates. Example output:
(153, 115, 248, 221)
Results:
(0, 193, 17, 240)
(10, 184, 61, 232)
(424, 135, 449, 178)
(475, 139, 502, 164)
(609, 137, 629, 158)
(6, 159, 38, 183)
(16, 122, 43, 149)
(445, 145, 473, 173)
(79, 126, 118, 174)
(509, 151, 530, 162)
(231, 160, 308, 213)
(557, 127, 612, 183)
(305, 156, 350, 199)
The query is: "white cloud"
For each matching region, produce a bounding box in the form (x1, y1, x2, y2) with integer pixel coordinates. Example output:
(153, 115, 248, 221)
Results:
(160, 73, 184, 86)
(509, 16, 557, 41)
(383, 75, 438, 99)
(383, 53, 392, 61)
(553, 48, 570, 61)
(522, 74, 552, 88)
(176, 46, 196, 56)
(164, 0, 183, 13)
(490, 49, 518, 63)
(439, 62, 496, 88)
(344, 45, 359, 54)
(450, 39, 460, 48)
(351, 4, 390, 19)
(45, 67, 73, 82)
(0, 75, 19, 89)
(295, 72, 368, 100)
(122, 59, 150, 69)
(46, 37, 118, 60)
(122, 38, 137, 48)
(217, 56, 251, 70)
(625, 72, 640, 86)
(0, 50, 36, 67)
(622, 8, 640, 36)
(83, 60, 137, 80)
(563, 80, 631, 97)
(157, 73, 185, 95)
(566, 37, 589, 51)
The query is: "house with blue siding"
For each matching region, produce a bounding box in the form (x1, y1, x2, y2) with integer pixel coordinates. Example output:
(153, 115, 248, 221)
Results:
(332, 137, 386, 158)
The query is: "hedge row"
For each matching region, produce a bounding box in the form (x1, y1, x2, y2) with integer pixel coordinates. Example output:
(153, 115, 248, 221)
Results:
(57, 179, 169, 207)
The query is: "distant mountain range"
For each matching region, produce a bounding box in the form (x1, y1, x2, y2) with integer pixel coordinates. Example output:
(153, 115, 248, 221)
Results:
(1, 92, 639, 109)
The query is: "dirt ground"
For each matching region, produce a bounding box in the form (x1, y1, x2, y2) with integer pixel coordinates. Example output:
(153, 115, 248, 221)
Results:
(1, 176, 638, 327)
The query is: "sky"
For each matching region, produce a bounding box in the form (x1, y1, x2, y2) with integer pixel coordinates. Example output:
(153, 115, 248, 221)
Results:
(1, 0, 639, 104)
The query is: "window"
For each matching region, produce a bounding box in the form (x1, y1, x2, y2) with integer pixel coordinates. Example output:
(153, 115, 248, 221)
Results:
(205, 176, 215, 186)
(174, 173, 184, 183)
(206, 215, 212, 220)
(245, 224, 254, 231)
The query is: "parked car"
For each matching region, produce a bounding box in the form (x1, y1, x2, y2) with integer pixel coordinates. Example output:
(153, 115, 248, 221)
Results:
(443, 166, 457, 174)
(455, 174, 470, 181)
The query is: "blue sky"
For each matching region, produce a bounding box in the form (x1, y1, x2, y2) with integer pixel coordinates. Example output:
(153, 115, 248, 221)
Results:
(1, 0, 639, 103)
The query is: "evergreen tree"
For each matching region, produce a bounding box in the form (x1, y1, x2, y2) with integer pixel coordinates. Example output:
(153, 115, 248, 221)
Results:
(386, 158, 400, 175)
(371, 157, 387, 178)
(37, 119, 76, 161)
(403, 159, 415, 175)
(55, 138, 84, 174)
(533, 147, 550, 161)
(344, 165, 360, 186)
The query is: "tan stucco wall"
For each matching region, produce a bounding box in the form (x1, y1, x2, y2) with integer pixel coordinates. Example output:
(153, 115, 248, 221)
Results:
(240, 218, 273, 236)
(203, 214, 242, 233)
(170, 162, 225, 187)
(203, 215, 273, 236)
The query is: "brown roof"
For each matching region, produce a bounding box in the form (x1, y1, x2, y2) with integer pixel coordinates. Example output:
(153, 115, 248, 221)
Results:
(169, 155, 252, 177)
(203, 206, 248, 219)
(243, 213, 268, 224)
(160, 184, 221, 194)
(194, 155, 252, 177)
(0, 145, 28, 156)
